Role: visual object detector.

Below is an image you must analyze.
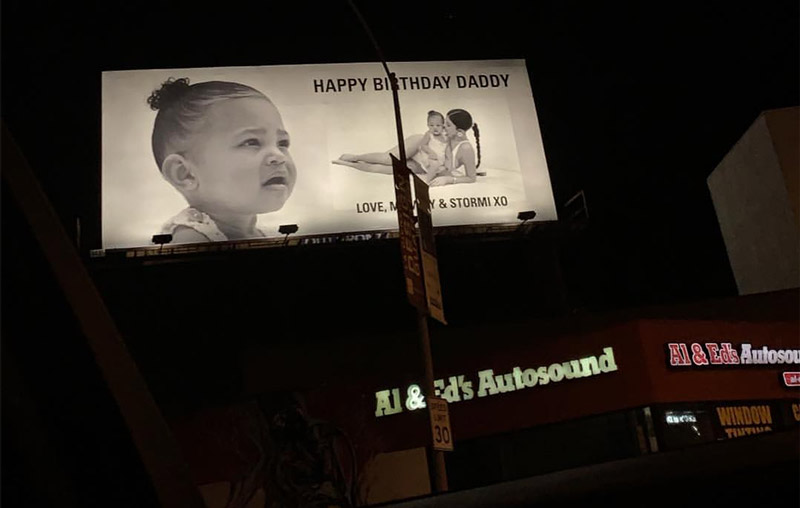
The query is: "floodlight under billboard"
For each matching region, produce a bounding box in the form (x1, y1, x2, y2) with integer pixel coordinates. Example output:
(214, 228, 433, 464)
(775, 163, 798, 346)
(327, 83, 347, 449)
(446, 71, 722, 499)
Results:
(101, 60, 556, 250)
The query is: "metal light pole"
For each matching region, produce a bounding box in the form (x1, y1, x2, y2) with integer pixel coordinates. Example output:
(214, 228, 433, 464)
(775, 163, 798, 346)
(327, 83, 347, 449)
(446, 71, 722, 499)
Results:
(346, 0, 449, 493)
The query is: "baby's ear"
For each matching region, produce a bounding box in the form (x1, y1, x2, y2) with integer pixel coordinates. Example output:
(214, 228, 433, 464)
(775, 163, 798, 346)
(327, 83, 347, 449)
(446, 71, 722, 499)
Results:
(161, 154, 198, 191)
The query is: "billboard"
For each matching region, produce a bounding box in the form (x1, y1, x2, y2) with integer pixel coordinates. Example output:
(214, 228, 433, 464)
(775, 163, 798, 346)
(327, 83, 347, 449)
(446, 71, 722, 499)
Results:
(101, 59, 556, 249)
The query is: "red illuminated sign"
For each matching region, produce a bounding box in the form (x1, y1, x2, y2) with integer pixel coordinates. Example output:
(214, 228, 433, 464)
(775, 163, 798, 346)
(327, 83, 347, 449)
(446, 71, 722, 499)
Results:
(782, 372, 800, 387)
(666, 342, 800, 368)
(666, 342, 739, 367)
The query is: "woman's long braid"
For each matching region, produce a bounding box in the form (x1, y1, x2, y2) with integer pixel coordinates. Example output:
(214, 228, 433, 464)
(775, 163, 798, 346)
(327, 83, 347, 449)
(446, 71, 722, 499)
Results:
(472, 123, 481, 168)
(447, 108, 481, 170)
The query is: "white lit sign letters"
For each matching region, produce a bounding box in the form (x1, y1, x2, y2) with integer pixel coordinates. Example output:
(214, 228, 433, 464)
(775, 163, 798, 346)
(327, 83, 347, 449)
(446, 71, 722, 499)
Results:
(374, 347, 618, 418)
(665, 411, 697, 424)
(666, 342, 800, 367)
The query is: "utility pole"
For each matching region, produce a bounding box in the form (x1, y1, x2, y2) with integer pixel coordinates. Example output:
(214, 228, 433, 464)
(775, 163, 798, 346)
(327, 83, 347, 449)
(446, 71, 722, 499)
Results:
(347, 0, 449, 493)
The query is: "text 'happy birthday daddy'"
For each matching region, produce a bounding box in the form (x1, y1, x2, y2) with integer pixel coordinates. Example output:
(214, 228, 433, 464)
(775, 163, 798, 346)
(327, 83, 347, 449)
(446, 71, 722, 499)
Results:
(313, 74, 511, 94)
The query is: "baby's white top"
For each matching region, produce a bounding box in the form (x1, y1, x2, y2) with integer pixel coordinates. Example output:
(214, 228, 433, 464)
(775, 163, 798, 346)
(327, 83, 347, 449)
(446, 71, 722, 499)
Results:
(160, 207, 266, 243)
(161, 207, 227, 242)
(427, 136, 448, 159)
(412, 135, 448, 171)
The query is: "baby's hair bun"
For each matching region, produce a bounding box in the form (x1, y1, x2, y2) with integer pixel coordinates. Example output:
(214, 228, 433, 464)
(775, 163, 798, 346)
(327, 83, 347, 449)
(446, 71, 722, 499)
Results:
(147, 77, 191, 111)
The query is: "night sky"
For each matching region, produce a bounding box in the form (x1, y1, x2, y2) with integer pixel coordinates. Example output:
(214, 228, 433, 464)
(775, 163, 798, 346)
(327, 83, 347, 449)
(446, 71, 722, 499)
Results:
(2, 5, 798, 504)
(3, 1, 798, 308)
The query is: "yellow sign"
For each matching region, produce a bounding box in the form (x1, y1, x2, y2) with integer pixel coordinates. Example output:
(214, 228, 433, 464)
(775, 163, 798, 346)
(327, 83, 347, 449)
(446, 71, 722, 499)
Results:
(391, 156, 425, 311)
(715, 404, 773, 439)
(413, 172, 446, 324)
(428, 397, 453, 452)
(421, 251, 445, 324)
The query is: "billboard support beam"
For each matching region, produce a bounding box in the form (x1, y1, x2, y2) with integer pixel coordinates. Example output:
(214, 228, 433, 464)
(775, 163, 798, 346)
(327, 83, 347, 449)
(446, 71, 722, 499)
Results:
(347, 0, 448, 493)
(2, 125, 206, 507)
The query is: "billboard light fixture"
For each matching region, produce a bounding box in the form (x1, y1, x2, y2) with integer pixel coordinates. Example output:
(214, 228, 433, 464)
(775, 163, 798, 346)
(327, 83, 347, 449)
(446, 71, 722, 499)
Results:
(279, 224, 299, 246)
(517, 210, 537, 222)
(278, 224, 299, 235)
(151, 234, 173, 245)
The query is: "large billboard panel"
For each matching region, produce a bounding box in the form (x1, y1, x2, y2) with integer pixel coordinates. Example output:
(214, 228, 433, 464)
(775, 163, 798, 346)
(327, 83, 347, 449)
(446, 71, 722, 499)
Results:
(102, 60, 556, 249)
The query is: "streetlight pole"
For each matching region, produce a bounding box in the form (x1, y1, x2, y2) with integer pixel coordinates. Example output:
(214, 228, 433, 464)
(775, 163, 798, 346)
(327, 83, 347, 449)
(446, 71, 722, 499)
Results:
(346, 0, 448, 493)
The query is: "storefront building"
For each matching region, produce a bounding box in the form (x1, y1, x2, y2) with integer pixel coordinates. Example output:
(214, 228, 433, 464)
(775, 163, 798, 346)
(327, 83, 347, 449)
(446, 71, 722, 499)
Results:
(173, 289, 799, 506)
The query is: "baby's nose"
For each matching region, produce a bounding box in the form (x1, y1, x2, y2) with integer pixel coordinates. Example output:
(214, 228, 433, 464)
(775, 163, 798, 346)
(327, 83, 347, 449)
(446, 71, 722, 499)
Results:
(263, 147, 286, 165)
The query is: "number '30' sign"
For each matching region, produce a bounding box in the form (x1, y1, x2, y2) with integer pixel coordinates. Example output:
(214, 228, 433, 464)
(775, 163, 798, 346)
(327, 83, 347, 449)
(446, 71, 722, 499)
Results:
(428, 397, 453, 452)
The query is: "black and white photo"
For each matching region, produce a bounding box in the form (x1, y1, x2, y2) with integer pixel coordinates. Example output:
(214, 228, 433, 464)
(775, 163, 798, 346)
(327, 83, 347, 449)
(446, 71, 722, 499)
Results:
(101, 60, 556, 249)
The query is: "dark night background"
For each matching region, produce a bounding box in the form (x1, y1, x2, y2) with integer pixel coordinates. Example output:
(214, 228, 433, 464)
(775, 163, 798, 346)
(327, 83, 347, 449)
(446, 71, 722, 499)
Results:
(2, 1, 797, 306)
(2, 1, 798, 506)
